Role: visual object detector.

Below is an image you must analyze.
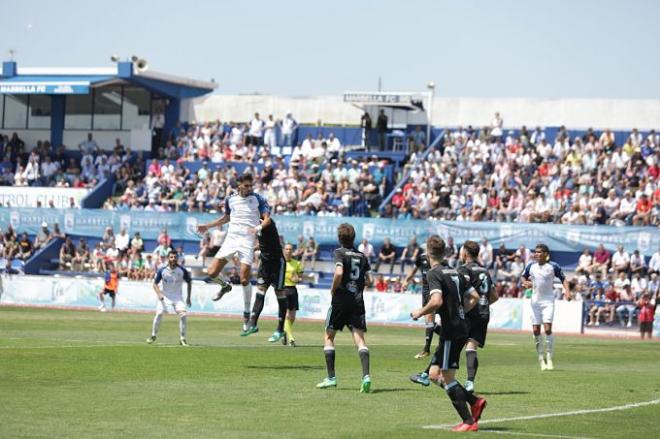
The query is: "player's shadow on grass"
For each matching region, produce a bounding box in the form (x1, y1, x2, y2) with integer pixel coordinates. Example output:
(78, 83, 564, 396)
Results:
(245, 365, 324, 371)
(478, 391, 529, 396)
(336, 388, 416, 394)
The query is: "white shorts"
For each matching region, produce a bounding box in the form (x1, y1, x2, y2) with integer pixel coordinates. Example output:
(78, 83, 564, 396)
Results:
(157, 297, 187, 314)
(215, 230, 256, 265)
(531, 300, 555, 325)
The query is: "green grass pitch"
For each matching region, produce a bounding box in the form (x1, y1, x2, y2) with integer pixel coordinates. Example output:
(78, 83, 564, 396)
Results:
(1, 306, 658, 438)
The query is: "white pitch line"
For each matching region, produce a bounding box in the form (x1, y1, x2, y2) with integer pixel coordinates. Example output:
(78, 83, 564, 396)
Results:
(423, 398, 660, 430)
(478, 429, 591, 439)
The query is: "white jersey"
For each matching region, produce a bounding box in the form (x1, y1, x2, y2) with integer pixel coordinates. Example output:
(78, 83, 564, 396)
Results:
(154, 264, 191, 301)
(224, 192, 270, 232)
(522, 261, 565, 303)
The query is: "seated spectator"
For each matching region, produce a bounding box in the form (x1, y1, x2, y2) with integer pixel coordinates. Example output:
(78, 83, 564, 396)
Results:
(143, 254, 156, 279)
(630, 250, 646, 276)
(301, 237, 319, 271)
(399, 236, 419, 274)
(375, 274, 388, 292)
(73, 238, 90, 271)
(117, 254, 131, 278)
(101, 226, 115, 250)
(375, 237, 396, 274)
(292, 236, 306, 260)
(576, 249, 593, 275)
(479, 238, 494, 270)
(444, 236, 459, 267)
(130, 232, 144, 254)
(59, 237, 76, 270)
(16, 233, 33, 260)
(591, 244, 611, 276)
(33, 222, 52, 250)
(630, 272, 647, 299)
(115, 227, 130, 257)
(611, 245, 630, 274)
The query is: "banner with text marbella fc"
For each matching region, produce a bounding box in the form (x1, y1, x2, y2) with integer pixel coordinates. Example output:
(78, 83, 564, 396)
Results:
(0, 208, 657, 255)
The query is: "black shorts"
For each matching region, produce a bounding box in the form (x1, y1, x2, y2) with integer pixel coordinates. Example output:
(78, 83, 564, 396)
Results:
(207, 246, 220, 257)
(467, 315, 489, 347)
(284, 286, 299, 311)
(102, 289, 116, 298)
(422, 288, 431, 306)
(640, 322, 653, 333)
(256, 257, 285, 291)
(430, 338, 466, 370)
(325, 303, 366, 332)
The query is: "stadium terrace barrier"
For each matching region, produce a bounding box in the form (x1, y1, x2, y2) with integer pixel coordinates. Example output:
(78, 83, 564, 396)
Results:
(0, 208, 658, 257)
(81, 175, 116, 209)
(23, 236, 63, 275)
(0, 275, 599, 335)
(0, 186, 89, 209)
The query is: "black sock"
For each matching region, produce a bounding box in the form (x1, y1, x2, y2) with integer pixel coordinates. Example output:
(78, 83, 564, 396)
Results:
(424, 362, 431, 375)
(466, 350, 478, 382)
(423, 325, 434, 352)
(358, 348, 370, 377)
(276, 297, 287, 333)
(324, 347, 336, 378)
(433, 324, 442, 336)
(249, 293, 265, 326)
(446, 381, 474, 424)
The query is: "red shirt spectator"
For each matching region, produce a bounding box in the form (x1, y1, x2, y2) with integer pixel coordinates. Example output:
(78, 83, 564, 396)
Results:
(375, 277, 388, 293)
(636, 196, 652, 214)
(638, 296, 655, 323)
(593, 247, 611, 264)
(148, 161, 161, 177)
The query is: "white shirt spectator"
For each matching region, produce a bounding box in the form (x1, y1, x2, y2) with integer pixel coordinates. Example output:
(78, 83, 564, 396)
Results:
(479, 241, 493, 267)
(649, 250, 660, 273)
(249, 117, 265, 138)
(115, 231, 130, 252)
(282, 114, 297, 136)
(611, 250, 630, 270)
(358, 241, 375, 260)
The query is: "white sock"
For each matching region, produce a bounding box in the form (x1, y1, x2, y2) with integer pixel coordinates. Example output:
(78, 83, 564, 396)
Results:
(179, 315, 187, 339)
(534, 335, 543, 357)
(546, 334, 554, 355)
(151, 313, 163, 337)
(242, 284, 252, 315)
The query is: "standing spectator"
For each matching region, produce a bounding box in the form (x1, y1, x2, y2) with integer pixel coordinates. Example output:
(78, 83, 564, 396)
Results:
(375, 237, 396, 274)
(444, 236, 459, 267)
(361, 111, 372, 150)
(638, 293, 655, 339)
(264, 115, 276, 150)
(248, 112, 265, 146)
(479, 238, 494, 270)
(358, 239, 375, 264)
(490, 112, 503, 140)
(280, 112, 297, 147)
(376, 109, 388, 150)
(301, 237, 319, 271)
(399, 236, 419, 274)
(115, 227, 130, 257)
(79, 133, 99, 155)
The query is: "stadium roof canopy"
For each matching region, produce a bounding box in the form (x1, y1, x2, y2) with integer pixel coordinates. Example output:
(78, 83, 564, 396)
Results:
(0, 60, 217, 152)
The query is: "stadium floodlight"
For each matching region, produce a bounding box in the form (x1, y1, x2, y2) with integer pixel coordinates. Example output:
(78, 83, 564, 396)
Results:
(110, 54, 119, 62)
(426, 81, 436, 146)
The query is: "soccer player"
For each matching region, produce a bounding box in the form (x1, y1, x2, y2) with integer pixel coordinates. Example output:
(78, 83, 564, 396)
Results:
(402, 243, 435, 359)
(241, 219, 289, 341)
(282, 242, 303, 346)
(457, 240, 498, 393)
(316, 223, 373, 393)
(97, 262, 119, 312)
(521, 243, 570, 371)
(147, 250, 192, 346)
(197, 173, 271, 331)
(410, 235, 485, 432)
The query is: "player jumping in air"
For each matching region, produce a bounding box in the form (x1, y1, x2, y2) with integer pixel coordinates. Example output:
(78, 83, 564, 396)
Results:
(147, 250, 192, 346)
(241, 219, 289, 341)
(410, 235, 485, 432)
(521, 243, 569, 371)
(196, 173, 271, 331)
(317, 223, 373, 393)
